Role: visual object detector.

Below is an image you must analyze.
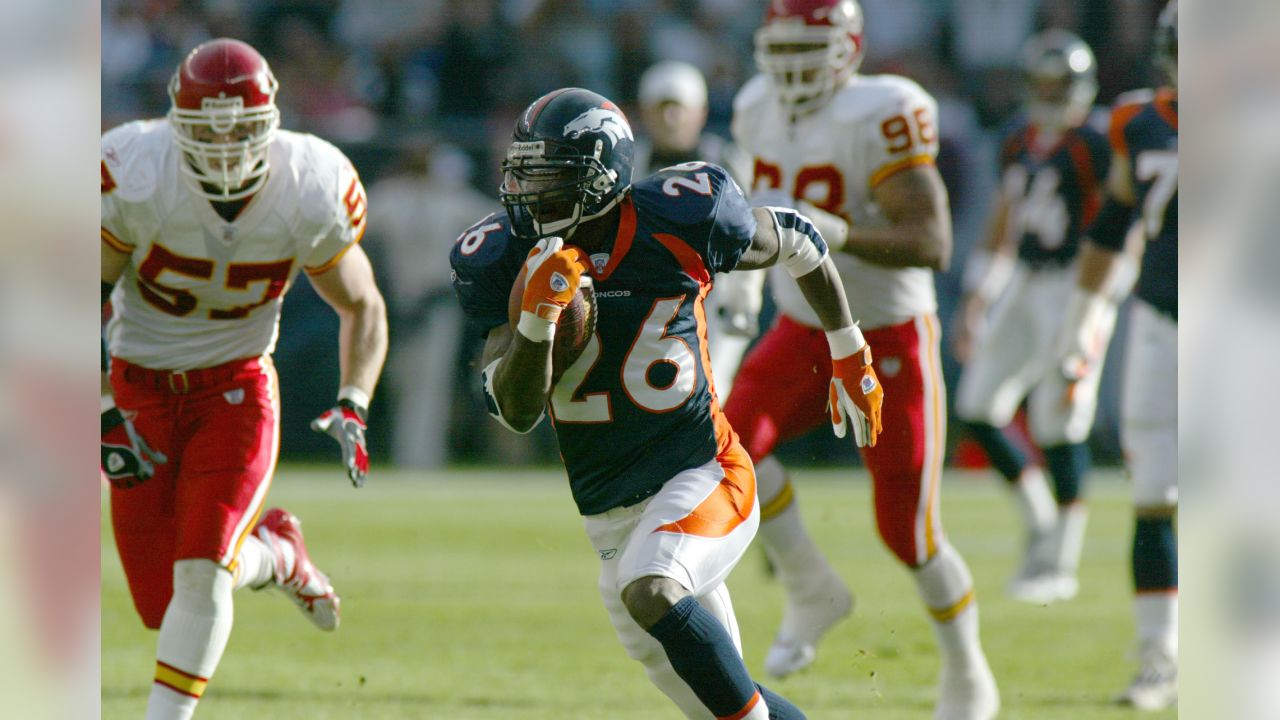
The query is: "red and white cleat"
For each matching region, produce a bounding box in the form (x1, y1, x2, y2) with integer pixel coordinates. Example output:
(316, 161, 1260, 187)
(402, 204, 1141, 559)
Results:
(253, 508, 341, 631)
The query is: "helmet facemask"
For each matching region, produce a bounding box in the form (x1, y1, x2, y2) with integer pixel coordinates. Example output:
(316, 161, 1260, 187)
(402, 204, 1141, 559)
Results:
(499, 139, 621, 240)
(168, 78, 280, 202)
(1020, 32, 1097, 134)
(754, 21, 860, 113)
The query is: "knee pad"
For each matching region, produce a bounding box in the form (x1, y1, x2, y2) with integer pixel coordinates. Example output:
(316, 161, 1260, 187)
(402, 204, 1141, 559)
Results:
(754, 456, 790, 510)
(172, 559, 233, 615)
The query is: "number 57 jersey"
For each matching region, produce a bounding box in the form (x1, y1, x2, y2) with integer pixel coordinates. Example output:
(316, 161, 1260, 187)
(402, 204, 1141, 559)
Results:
(101, 119, 368, 371)
(451, 163, 757, 516)
(733, 73, 939, 330)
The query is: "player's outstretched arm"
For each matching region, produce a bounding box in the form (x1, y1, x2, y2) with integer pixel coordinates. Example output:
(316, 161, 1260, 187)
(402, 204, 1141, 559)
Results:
(952, 191, 1017, 361)
(738, 206, 884, 446)
(481, 237, 589, 434)
(308, 244, 388, 487)
(840, 163, 953, 270)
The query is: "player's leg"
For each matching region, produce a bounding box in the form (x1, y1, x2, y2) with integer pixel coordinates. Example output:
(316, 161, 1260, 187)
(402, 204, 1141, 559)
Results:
(864, 316, 999, 720)
(1115, 302, 1178, 710)
(145, 360, 309, 719)
(954, 279, 1057, 575)
(723, 316, 849, 678)
(618, 447, 805, 719)
(108, 373, 180, 630)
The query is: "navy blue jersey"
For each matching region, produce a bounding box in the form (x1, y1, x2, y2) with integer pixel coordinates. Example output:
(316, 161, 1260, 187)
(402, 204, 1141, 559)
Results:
(1103, 89, 1178, 319)
(450, 162, 756, 515)
(998, 114, 1110, 268)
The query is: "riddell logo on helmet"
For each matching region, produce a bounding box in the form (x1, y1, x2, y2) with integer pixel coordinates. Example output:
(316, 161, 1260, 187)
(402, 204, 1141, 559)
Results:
(564, 108, 633, 148)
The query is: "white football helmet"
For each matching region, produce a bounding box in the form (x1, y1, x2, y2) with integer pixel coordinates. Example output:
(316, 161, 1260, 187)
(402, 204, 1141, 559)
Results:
(753, 0, 864, 113)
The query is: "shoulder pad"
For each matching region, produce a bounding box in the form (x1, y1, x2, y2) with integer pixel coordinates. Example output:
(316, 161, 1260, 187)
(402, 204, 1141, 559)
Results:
(733, 74, 772, 115)
(1113, 88, 1157, 112)
(633, 162, 738, 224)
(101, 120, 170, 203)
(450, 212, 519, 271)
(831, 74, 934, 121)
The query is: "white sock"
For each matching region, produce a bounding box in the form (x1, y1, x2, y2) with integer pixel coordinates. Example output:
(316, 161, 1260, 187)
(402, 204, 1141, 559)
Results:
(913, 543, 985, 667)
(1052, 503, 1089, 575)
(146, 560, 235, 720)
(756, 456, 839, 591)
(1135, 593, 1178, 659)
(233, 534, 277, 590)
(1012, 466, 1056, 536)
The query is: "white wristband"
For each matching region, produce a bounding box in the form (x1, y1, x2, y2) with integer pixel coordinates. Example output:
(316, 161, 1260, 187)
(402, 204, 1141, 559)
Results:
(516, 311, 556, 343)
(338, 385, 371, 409)
(101, 394, 116, 413)
(825, 324, 866, 360)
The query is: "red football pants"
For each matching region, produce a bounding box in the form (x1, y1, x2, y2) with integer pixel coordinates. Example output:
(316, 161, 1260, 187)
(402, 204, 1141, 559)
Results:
(108, 356, 279, 628)
(723, 314, 948, 568)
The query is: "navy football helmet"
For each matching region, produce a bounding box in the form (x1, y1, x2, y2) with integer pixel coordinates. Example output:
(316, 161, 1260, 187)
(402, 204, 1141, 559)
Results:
(1019, 29, 1098, 132)
(1154, 1, 1177, 86)
(499, 88, 636, 239)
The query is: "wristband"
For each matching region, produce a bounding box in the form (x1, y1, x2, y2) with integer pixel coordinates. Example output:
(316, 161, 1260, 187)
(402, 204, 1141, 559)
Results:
(516, 311, 556, 343)
(338, 385, 371, 411)
(825, 324, 867, 361)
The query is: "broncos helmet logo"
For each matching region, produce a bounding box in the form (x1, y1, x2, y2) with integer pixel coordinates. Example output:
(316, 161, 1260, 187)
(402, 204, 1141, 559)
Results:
(563, 107, 633, 149)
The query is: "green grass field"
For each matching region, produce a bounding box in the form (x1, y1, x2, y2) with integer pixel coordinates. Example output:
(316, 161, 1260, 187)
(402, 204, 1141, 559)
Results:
(102, 467, 1175, 719)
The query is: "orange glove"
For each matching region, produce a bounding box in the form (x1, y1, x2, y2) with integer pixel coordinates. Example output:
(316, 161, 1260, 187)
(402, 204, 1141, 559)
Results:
(826, 328, 883, 447)
(517, 236, 589, 342)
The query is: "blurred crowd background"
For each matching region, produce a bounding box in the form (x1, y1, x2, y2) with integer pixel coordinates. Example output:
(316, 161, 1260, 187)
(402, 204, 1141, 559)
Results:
(101, 0, 1170, 470)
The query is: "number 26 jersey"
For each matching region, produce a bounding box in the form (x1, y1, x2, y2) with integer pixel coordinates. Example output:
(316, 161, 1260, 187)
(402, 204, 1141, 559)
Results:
(451, 163, 756, 516)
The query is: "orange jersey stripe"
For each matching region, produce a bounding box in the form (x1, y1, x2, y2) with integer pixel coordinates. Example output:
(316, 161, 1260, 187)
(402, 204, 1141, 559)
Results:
(593, 198, 637, 283)
(1154, 88, 1178, 130)
(719, 691, 763, 720)
(304, 223, 366, 276)
(1066, 134, 1102, 229)
(870, 153, 934, 189)
(1108, 102, 1146, 157)
(922, 314, 944, 560)
(101, 226, 133, 253)
(653, 443, 756, 539)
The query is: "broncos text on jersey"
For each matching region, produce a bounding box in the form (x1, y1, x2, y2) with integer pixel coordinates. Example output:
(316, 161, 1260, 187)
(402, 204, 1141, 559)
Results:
(451, 163, 756, 515)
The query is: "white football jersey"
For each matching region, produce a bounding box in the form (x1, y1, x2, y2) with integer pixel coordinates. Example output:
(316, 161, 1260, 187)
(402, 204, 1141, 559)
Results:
(102, 120, 367, 370)
(732, 73, 940, 329)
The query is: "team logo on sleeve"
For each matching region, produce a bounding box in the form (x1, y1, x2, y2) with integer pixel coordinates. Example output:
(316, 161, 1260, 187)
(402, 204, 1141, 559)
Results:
(564, 107, 633, 148)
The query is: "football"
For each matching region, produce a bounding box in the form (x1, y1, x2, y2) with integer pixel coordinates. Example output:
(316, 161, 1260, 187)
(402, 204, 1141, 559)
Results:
(508, 266, 597, 381)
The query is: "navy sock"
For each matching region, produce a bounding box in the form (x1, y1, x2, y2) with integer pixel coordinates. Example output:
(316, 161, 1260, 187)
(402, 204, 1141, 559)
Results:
(646, 596, 760, 718)
(1043, 442, 1090, 505)
(756, 682, 807, 720)
(964, 421, 1027, 481)
(1133, 517, 1177, 591)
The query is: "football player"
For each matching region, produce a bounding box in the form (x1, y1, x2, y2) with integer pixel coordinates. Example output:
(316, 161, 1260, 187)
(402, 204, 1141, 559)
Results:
(451, 87, 883, 720)
(952, 30, 1122, 604)
(1056, 2, 1179, 710)
(100, 38, 388, 719)
(633, 60, 764, 400)
(726, 0, 999, 716)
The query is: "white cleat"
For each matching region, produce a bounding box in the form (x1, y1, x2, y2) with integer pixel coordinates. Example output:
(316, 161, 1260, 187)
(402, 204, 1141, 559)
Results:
(1117, 648, 1177, 711)
(936, 656, 1000, 720)
(254, 507, 341, 631)
(1006, 571, 1079, 605)
(764, 574, 853, 678)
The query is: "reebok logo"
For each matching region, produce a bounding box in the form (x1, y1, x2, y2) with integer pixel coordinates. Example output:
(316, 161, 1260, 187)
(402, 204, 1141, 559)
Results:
(860, 375, 878, 395)
(598, 548, 617, 560)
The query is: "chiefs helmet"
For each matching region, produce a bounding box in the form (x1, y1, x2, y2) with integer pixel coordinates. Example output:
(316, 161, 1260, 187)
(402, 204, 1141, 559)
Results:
(754, 0, 864, 112)
(499, 88, 635, 240)
(1154, 1, 1177, 87)
(1019, 30, 1098, 132)
(168, 38, 280, 201)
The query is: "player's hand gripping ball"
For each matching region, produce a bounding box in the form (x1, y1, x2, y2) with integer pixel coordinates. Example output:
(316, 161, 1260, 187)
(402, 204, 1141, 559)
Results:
(508, 237, 597, 382)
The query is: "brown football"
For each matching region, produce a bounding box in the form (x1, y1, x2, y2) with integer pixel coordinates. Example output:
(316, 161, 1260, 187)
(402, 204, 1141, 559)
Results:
(508, 266, 597, 382)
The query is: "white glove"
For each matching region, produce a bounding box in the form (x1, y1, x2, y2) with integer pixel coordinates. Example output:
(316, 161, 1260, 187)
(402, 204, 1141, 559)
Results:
(1055, 288, 1117, 383)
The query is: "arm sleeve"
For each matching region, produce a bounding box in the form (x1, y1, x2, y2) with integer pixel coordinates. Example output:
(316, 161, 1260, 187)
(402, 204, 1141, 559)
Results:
(100, 158, 134, 253)
(449, 218, 517, 336)
(706, 168, 757, 274)
(304, 159, 368, 275)
(865, 83, 941, 190)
